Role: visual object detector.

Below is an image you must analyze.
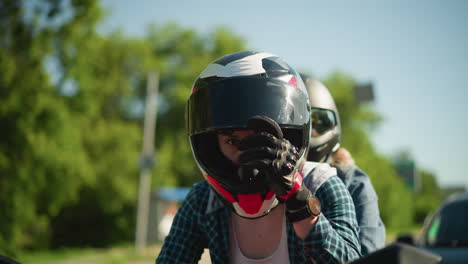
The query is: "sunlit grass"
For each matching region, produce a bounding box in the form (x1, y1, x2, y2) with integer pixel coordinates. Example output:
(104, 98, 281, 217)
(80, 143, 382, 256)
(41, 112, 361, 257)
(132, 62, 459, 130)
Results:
(17, 244, 161, 264)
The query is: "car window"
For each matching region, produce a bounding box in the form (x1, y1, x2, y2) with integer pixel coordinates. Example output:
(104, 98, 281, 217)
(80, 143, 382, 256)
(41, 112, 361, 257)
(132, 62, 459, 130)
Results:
(427, 216, 440, 245)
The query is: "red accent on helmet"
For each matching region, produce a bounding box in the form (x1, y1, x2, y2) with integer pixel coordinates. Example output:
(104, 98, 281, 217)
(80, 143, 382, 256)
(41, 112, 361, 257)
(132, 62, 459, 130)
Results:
(265, 191, 275, 200)
(279, 172, 303, 200)
(237, 193, 263, 214)
(191, 85, 197, 93)
(288, 76, 298, 87)
(205, 174, 236, 203)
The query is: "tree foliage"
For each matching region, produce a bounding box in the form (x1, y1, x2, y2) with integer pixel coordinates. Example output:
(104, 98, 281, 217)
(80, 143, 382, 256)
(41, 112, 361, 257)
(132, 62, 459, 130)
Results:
(0, 0, 102, 254)
(0, 0, 247, 254)
(413, 170, 442, 224)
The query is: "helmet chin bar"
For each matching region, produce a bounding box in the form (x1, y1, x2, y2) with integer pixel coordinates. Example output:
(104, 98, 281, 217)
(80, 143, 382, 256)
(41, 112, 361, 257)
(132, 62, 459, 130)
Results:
(204, 173, 281, 219)
(232, 195, 280, 219)
(196, 133, 309, 219)
(308, 135, 340, 162)
(320, 142, 340, 163)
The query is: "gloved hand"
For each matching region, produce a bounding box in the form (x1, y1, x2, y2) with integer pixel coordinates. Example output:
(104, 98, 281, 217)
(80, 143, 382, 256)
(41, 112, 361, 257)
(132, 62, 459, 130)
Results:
(237, 116, 314, 219)
(238, 131, 300, 198)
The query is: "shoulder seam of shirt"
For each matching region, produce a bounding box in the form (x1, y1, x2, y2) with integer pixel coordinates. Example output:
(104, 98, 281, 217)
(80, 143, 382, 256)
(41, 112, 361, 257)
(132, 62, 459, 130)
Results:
(303, 161, 337, 195)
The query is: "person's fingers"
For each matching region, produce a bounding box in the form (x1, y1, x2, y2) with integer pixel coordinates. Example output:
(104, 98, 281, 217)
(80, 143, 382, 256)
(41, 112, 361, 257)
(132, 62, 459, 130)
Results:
(238, 160, 271, 183)
(238, 147, 277, 164)
(238, 132, 278, 150)
(332, 147, 355, 167)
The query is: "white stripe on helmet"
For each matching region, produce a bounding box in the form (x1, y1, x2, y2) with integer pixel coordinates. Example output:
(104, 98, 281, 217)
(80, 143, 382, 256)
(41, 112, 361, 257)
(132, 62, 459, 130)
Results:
(199, 52, 275, 78)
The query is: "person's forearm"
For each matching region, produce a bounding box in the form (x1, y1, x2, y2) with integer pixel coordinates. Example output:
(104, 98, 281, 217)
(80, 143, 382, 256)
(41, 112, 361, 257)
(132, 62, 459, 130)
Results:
(292, 215, 319, 239)
(304, 214, 361, 263)
(303, 176, 362, 262)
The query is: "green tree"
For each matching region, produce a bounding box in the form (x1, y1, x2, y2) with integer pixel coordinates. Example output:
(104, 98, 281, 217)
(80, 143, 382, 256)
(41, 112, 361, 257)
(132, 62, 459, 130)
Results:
(413, 170, 442, 225)
(49, 33, 151, 247)
(391, 151, 443, 225)
(0, 0, 148, 252)
(0, 0, 249, 252)
(0, 0, 98, 254)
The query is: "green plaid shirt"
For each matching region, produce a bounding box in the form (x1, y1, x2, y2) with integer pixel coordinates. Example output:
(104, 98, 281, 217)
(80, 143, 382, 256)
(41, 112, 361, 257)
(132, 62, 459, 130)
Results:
(156, 164, 361, 263)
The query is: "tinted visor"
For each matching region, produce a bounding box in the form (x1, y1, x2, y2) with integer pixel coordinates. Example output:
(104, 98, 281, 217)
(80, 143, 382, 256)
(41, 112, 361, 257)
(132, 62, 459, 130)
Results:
(187, 77, 309, 136)
(311, 108, 337, 136)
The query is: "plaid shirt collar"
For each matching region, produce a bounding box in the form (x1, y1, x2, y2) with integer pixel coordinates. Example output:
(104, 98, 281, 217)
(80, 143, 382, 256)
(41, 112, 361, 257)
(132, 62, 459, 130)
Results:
(205, 188, 225, 215)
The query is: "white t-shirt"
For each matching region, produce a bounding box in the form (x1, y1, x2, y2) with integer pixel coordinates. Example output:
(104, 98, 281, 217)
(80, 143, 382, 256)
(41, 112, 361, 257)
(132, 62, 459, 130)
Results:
(229, 214, 290, 264)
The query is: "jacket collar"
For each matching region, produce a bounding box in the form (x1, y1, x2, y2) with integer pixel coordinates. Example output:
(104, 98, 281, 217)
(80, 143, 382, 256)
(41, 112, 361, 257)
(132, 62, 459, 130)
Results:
(205, 188, 225, 215)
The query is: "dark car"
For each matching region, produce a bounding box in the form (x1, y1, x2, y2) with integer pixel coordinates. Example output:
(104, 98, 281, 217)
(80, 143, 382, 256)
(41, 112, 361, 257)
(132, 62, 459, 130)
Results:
(414, 192, 468, 264)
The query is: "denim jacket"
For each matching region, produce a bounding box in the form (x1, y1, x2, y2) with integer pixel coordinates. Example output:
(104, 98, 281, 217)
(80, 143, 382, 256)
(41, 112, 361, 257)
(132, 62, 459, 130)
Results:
(336, 165, 386, 255)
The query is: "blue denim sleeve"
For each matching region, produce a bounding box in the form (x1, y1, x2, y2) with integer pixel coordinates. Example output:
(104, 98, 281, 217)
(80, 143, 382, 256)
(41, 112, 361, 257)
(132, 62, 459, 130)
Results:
(339, 166, 386, 255)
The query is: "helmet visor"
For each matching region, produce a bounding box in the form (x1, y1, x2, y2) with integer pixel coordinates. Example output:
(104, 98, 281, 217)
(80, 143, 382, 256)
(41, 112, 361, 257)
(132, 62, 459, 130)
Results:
(187, 77, 310, 136)
(311, 108, 337, 136)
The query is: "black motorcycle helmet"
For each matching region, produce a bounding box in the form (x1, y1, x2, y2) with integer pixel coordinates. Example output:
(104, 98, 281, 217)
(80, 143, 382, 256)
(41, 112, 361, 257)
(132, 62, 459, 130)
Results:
(187, 51, 311, 218)
(300, 73, 341, 163)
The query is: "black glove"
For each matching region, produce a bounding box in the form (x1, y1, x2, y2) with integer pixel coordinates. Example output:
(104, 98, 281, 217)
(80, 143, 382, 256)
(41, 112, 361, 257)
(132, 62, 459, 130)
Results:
(237, 116, 315, 221)
(238, 131, 300, 198)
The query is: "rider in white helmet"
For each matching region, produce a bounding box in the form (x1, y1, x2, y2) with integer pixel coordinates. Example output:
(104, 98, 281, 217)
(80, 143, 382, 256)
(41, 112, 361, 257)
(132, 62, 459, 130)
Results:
(301, 73, 386, 255)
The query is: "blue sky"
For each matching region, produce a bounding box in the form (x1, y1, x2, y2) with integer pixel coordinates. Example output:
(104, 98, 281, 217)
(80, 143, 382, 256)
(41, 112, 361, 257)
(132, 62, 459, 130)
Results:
(99, 0, 468, 188)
